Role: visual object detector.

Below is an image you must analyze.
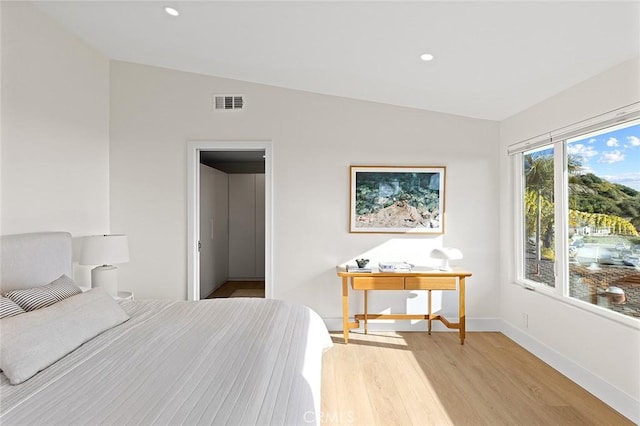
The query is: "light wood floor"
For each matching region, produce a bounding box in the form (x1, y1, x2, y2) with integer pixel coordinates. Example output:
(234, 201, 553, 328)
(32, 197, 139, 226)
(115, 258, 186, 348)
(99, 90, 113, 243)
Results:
(321, 331, 632, 426)
(204, 280, 265, 299)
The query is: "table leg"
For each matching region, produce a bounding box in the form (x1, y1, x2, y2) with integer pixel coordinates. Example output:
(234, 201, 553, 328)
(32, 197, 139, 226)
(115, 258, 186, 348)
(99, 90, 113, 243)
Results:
(427, 289, 432, 335)
(342, 276, 349, 344)
(364, 290, 368, 334)
(459, 277, 466, 345)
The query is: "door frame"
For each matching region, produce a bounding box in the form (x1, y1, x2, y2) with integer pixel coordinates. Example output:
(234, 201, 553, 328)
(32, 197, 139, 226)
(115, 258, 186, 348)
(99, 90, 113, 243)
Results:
(187, 140, 273, 301)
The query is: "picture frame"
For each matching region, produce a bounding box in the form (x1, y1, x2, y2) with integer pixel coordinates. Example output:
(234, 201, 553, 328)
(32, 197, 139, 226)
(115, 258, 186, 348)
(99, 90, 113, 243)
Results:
(350, 165, 446, 234)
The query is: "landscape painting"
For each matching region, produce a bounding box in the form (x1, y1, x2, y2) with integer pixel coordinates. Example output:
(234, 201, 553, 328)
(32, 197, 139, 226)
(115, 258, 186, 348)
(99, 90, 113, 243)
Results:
(350, 166, 446, 234)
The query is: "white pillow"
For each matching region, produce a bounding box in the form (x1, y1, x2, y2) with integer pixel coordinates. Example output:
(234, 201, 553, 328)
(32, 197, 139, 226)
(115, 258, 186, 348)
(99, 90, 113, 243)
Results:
(4, 274, 82, 311)
(0, 287, 129, 385)
(0, 296, 25, 319)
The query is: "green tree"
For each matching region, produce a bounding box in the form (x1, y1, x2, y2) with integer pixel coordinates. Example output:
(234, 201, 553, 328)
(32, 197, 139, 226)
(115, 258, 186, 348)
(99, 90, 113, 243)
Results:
(525, 153, 583, 261)
(524, 153, 554, 262)
(569, 172, 640, 233)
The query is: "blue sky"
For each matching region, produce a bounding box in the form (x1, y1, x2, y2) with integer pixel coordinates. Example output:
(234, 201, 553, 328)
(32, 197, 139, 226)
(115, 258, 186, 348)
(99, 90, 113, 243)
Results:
(567, 121, 640, 191)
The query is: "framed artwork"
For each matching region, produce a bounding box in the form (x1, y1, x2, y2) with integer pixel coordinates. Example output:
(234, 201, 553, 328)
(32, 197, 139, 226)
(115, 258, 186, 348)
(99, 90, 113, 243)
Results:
(350, 165, 446, 234)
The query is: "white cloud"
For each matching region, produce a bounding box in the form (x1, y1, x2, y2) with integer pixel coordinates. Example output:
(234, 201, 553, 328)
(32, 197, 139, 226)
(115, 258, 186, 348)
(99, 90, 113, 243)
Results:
(577, 165, 594, 175)
(567, 143, 597, 161)
(602, 172, 640, 191)
(598, 150, 625, 164)
(606, 137, 619, 147)
(627, 135, 640, 146)
(588, 138, 597, 144)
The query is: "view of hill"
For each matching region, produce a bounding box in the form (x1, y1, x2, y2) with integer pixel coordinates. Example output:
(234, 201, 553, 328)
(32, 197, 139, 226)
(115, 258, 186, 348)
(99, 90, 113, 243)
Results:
(569, 173, 640, 230)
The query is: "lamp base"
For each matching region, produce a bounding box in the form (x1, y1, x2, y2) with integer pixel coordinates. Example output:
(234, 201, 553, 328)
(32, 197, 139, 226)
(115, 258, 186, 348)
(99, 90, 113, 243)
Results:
(91, 265, 118, 297)
(438, 259, 452, 271)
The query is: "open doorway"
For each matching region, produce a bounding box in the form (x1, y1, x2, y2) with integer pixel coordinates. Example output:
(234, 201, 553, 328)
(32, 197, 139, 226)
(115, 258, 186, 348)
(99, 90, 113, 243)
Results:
(199, 150, 265, 299)
(187, 141, 272, 301)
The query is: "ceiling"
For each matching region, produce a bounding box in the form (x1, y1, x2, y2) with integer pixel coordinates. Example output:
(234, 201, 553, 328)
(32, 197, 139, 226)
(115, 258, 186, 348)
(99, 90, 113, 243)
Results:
(200, 150, 265, 174)
(34, 1, 640, 121)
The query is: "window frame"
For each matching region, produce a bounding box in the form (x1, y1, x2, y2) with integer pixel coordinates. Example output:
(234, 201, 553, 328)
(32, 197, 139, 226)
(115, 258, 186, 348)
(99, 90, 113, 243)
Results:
(511, 107, 640, 329)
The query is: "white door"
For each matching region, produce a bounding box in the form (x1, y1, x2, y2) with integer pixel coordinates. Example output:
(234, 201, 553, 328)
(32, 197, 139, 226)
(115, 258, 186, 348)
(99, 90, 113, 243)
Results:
(228, 174, 266, 279)
(199, 164, 229, 298)
(255, 174, 266, 277)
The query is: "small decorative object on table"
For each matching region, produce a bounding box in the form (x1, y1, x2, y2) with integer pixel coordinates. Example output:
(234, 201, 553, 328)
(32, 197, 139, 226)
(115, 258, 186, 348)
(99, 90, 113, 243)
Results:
(356, 258, 369, 268)
(347, 260, 372, 273)
(378, 261, 413, 272)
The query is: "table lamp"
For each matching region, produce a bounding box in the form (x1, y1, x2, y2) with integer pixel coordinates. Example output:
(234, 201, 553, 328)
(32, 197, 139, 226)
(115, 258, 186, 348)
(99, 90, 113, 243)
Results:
(80, 234, 129, 297)
(430, 247, 463, 271)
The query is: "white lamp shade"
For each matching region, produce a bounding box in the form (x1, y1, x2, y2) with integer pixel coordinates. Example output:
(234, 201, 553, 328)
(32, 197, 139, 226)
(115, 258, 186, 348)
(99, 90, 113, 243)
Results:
(80, 235, 130, 266)
(430, 247, 463, 261)
(430, 247, 463, 271)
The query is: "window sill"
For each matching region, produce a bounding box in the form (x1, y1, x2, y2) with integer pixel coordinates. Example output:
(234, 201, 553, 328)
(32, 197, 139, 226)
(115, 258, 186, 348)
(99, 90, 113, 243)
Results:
(513, 279, 640, 330)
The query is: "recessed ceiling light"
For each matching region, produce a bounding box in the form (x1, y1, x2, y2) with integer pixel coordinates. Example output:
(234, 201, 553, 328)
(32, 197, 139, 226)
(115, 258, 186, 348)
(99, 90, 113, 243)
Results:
(164, 7, 179, 17)
(420, 53, 434, 62)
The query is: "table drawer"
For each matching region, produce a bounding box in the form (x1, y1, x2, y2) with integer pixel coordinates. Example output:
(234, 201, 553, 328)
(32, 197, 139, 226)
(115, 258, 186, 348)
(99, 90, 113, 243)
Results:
(352, 277, 405, 290)
(405, 276, 457, 290)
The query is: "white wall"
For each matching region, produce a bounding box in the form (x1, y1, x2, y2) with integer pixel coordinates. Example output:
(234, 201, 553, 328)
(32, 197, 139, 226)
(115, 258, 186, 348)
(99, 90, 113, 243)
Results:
(109, 61, 500, 331)
(0, 2, 110, 287)
(499, 58, 640, 422)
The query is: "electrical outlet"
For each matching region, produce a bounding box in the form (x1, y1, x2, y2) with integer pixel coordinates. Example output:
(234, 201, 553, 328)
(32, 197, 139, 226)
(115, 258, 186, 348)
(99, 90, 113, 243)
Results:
(522, 313, 529, 329)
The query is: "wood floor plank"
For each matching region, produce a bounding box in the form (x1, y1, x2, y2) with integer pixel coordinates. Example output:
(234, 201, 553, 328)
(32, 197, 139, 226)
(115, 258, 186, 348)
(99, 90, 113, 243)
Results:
(331, 336, 377, 425)
(356, 338, 414, 425)
(433, 333, 558, 424)
(388, 347, 453, 425)
(320, 340, 340, 426)
(204, 280, 264, 298)
(416, 333, 513, 425)
(321, 331, 633, 426)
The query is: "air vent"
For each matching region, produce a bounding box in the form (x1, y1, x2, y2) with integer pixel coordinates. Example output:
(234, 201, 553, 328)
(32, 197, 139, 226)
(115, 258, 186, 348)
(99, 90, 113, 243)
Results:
(213, 95, 244, 111)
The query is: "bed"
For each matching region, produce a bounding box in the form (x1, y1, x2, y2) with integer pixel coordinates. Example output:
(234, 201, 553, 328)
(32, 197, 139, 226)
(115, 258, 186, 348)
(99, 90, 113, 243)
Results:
(0, 232, 332, 425)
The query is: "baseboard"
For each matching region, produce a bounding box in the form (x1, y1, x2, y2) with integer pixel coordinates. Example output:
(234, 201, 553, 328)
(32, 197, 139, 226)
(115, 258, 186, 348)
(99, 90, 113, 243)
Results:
(500, 320, 639, 424)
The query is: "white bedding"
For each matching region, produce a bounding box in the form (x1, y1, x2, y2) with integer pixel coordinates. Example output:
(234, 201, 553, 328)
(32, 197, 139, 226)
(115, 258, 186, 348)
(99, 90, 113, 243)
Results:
(0, 297, 332, 425)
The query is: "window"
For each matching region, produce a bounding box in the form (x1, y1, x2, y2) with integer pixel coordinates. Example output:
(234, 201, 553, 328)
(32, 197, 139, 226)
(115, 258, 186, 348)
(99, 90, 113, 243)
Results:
(515, 116, 640, 321)
(523, 146, 555, 288)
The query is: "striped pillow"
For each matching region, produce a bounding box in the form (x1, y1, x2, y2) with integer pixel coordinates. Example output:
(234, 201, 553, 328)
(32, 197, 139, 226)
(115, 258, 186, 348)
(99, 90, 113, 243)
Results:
(4, 275, 82, 312)
(0, 297, 26, 319)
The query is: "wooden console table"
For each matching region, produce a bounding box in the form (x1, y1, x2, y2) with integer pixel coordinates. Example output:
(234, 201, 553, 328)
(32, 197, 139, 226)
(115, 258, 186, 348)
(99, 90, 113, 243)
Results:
(337, 268, 472, 344)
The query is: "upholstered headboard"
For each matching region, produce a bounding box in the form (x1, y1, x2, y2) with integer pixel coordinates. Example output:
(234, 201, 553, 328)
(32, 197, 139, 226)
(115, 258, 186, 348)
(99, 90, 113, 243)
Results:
(0, 232, 73, 294)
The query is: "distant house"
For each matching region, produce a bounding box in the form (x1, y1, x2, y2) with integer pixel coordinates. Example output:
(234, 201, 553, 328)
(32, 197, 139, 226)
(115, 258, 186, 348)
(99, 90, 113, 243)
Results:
(572, 226, 612, 236)
(575, 225, 611, 235)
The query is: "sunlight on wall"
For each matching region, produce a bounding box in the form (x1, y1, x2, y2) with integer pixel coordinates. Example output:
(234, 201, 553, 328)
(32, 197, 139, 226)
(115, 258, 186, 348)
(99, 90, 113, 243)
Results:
(340, 237, 448, 269)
